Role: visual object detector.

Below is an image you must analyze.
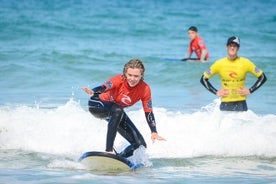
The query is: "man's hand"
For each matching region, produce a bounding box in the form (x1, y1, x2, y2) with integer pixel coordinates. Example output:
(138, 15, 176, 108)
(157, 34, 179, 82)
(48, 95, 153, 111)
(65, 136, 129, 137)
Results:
(216, 89, 230, 97)
(237, 87, 250, 96)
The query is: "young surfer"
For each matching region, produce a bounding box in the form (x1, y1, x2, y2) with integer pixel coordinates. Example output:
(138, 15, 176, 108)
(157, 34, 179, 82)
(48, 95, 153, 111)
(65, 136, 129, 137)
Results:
(82, 59, 165, 157)
(183, 26, 209, 62)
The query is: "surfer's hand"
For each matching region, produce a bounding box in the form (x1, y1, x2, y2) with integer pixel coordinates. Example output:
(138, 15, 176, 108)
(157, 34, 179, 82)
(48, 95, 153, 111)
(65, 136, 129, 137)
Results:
(81, 87, 94, 96)
(237, 87, 250, 96)
(106, 151, 115, 155)
(151, 132, 166, 143)
(216, 89, 230, 97)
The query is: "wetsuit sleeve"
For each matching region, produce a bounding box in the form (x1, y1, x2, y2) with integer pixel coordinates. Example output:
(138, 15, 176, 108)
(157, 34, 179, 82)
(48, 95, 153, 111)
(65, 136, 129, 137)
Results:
(200, 75, 218, 95)
(249, 73, 267, 94)
(92, 85, 106, 94)
(141, 84, 157, 133)
(145, 112, 157, 133)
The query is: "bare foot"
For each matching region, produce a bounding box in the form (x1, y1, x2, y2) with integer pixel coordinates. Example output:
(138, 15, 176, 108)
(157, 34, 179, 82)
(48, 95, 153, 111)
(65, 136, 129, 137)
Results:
(106, 151, 114, 155)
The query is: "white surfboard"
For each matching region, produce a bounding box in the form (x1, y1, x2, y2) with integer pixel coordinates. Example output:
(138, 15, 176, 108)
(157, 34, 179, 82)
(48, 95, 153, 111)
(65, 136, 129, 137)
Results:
(78, 151, 142, 171)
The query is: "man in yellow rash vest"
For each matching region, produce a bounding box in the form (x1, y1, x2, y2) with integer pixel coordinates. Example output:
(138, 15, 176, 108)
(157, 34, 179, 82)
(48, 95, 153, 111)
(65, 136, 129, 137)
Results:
(200, 36, 267, 111)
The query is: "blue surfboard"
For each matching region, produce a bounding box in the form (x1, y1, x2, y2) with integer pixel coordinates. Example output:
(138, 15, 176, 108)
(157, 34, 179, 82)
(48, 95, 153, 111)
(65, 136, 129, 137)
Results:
(162, 58, 207, 63)
(148, 56, 206, 63)
(78, 151, 143, 171)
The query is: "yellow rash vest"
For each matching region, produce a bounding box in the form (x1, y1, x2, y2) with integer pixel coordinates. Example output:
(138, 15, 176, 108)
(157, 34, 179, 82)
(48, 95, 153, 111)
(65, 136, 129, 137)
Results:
(203, 57, 263, 102)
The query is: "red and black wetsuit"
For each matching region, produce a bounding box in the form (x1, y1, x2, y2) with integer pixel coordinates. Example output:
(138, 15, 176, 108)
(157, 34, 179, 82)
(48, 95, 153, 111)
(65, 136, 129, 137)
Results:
(188, 36, 209, 60)
(88, 74, 157, 158)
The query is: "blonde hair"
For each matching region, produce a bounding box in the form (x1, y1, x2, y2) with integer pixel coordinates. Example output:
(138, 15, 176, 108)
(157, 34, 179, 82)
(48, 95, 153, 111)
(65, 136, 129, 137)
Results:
(123, 59, 145, 79)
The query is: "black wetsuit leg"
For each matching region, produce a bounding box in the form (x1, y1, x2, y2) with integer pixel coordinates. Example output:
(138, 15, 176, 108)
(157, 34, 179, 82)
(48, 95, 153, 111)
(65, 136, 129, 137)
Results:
(220, 100, 248, 111)
(88, 96, 123, 152)
(105, 103, 125, 152)
(88, 95, 146, 157)
(88, 95, 111, 119)
(117, 114, 147, 158)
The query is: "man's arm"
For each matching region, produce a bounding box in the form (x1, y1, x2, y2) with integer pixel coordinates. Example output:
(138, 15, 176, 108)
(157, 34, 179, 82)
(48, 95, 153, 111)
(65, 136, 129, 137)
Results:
(200, 75, 218, 95)
(182, 52, 192, 61)
(249, 73, 267, 94)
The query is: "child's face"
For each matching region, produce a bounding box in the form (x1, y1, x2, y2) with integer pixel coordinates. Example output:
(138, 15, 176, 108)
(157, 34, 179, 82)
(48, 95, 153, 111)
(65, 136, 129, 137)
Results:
(125, 68, 143, 87)
(188, 30, 197, 40)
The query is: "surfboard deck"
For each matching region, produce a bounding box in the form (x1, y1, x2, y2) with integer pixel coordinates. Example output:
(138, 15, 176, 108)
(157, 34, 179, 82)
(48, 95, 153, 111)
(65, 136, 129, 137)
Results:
(78, 151, 142, 171)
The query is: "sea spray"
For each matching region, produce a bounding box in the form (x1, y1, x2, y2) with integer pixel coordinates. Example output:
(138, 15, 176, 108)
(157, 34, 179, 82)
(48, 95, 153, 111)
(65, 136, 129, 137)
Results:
(1, 99, 275, 159)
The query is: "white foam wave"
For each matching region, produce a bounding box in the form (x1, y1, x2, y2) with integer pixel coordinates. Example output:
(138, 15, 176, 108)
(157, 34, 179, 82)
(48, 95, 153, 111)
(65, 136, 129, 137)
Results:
(0, 99, 275, 159)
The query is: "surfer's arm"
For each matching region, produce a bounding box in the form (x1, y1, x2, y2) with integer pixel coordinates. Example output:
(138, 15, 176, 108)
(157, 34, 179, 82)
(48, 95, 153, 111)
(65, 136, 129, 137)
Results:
(82, 85, 106, 96)
(145, 112, 157, 133)
(92, 85, 107, 94)
(145, 112, 166, 142)
(200, 50, 208, 62)
(200, 75, 218, 95)
(249, 73, 267, 94)
(182, 52, 192, 61)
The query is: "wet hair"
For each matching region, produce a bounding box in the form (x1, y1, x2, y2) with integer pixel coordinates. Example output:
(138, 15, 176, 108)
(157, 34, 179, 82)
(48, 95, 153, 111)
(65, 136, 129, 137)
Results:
(188, 26, 198, 32)
(123, 59, 145, 80)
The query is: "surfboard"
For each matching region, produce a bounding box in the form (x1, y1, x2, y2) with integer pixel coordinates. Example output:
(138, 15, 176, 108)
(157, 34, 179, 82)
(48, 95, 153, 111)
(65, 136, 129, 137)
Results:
(162, 58, 208, 63)
(78, 151, 142, 171)
(147, 56, 208, 63)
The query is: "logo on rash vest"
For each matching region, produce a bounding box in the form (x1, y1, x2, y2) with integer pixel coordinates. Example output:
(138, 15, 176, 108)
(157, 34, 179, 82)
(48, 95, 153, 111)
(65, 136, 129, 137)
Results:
(254, 67, 261, 74)
(147, 100, 152, 109)
(104, 81, 112, 89)
(229, 71, 238, 78)
(121, 94, 131, 105)
(205, 69, 212, 76)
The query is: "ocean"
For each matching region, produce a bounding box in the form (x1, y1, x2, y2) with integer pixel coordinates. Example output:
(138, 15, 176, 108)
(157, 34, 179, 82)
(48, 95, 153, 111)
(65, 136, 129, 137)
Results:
(0, 0, 276, 183)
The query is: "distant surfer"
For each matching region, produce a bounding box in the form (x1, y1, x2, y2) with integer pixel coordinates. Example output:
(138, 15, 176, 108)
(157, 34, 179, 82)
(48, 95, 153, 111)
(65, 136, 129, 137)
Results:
(82, 59, 165, 158)
(183, 26, 209, 62)
(200, 36, 267, 111)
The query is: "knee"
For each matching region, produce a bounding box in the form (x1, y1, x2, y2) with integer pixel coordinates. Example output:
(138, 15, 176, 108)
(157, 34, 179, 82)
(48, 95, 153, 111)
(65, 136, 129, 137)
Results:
(133, 136, 147, 149)
(89, 107, 109, 119)
(88, 96, 109, 119)
(138, 140, 147, 148)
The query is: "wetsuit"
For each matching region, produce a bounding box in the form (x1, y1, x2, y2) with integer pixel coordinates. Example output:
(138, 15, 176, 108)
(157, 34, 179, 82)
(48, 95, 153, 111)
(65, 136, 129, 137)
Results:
(200, 57, 267, 111)
(188, 36, 209, 60)
(88, 74, 157, 158)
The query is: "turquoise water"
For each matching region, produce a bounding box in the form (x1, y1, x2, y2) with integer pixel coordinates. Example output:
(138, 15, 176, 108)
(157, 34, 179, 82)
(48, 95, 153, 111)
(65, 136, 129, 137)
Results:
(1, 0, 276, 183)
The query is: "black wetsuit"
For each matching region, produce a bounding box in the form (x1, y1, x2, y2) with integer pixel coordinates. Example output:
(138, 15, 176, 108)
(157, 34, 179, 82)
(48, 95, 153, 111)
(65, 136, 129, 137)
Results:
(88, 94, 147, 158)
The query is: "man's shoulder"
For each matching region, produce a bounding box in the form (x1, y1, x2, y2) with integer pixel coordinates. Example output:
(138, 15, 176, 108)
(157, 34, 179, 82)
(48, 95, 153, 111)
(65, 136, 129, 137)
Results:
(214, 57, 228, 64)
(195, 36, 205, 44)
(238, 56, 252, 62)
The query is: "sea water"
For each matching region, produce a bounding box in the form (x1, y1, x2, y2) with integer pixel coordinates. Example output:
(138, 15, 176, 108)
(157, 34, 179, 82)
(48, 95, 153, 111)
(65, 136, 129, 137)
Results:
(0, 0, 276, 183)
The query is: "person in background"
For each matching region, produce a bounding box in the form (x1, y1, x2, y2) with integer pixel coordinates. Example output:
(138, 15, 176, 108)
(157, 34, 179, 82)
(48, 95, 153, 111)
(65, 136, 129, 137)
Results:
(200, 36, 267, 111)
(183, 26, 209, 62)
(82, 59, 165, 158)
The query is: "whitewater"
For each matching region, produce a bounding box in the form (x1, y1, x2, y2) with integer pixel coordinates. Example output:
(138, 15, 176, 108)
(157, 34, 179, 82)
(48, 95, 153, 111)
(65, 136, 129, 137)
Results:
(1, 99, 275, 158)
